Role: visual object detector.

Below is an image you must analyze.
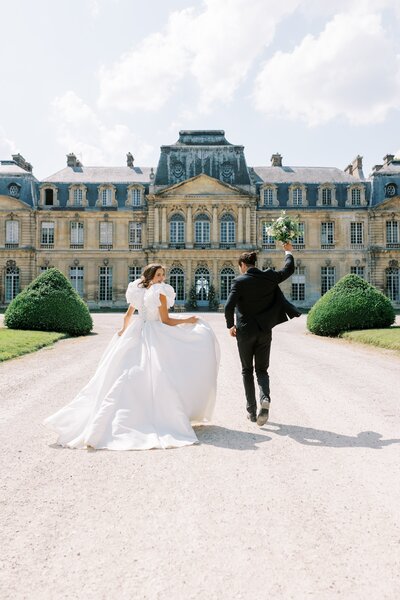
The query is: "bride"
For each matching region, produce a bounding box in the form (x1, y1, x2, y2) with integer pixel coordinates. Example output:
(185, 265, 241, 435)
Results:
(43, 264, 220, 450)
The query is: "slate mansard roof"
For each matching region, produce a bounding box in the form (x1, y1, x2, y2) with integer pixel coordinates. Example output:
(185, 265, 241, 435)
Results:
(251, 166, 363, 185)
(0, 160, 39, 207)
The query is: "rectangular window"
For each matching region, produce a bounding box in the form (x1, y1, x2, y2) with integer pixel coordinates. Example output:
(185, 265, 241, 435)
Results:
(262, 222, 275, 246)
(70, 222, 84, 246)
(321, 266, 335, 295)
(129, 222, 142, 247)
(70, 266, 84, 297)
(387, 268, 400, 301)
(263, 188, 273, 206)
(351, 188, 361, 206)
(195, 221, 210, 244)
(170, 220, 185, 244)
(5, 268, 19, 303)
(350, 222, 363, 245)
(99, 266, 112, 301)
(101, 188, 112, 207)
(386, 220, 399, 245)
(321, 222, 334, 245)
(291, 266, 305, 301)
(220, 221, 235, 244)
(322, 188, 332, 205)
(132, 189, 141, 206)
(5, 220, 19, 245)
(73, 188, 83, 206)
(128, 266, 142, 282)
(293, 222, 305, 245)
(99, 222, 113, 247)
(293, 188, 303, 206)
(41, 221, 54, 246)
(351, 266, 365, 278)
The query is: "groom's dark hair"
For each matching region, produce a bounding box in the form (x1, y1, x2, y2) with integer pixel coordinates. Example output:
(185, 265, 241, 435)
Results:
(238, 251, 257, 266)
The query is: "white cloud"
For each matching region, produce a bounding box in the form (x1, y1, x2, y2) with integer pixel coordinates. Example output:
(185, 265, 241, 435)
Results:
(253, 11, 400, 125)
(98, 0, 301, 114)
(51, 91, 153, 166)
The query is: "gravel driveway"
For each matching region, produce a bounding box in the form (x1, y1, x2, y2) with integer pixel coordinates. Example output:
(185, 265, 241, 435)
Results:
(1, 314, 399, 600)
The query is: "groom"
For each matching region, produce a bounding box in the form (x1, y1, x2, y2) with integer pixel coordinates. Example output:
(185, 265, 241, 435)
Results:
(224, 243, 300, 426)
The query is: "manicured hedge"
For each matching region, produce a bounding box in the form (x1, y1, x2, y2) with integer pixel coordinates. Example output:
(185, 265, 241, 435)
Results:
(4, 268, 93, 336)
(307, 274, 395, 337)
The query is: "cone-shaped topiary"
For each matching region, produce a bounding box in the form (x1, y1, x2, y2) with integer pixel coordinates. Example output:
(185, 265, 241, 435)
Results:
(307, 274, 395, 337)
(4, 268, 93, 336)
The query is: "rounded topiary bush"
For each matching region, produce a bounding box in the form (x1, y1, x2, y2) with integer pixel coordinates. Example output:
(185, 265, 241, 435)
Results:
(4, 268, 93, 336)
(307, 274, 395, 337)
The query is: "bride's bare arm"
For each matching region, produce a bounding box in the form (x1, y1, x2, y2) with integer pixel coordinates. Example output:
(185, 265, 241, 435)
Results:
(158, 294, 197, 326)
(118, 305, 135, 336)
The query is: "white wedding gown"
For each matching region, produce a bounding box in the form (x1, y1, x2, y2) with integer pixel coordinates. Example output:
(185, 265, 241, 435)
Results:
(43, 280, 220, 450)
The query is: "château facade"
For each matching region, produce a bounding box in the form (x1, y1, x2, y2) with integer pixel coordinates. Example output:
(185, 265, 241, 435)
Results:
(0, 130, 399, 309)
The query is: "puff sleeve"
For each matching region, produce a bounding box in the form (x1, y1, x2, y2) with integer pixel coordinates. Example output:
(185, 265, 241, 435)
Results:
(125, 279, 144, 307)
(144, 282, 176, 310)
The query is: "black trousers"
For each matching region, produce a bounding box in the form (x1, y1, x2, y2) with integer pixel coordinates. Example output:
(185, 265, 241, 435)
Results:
(236, 328, 272, 414)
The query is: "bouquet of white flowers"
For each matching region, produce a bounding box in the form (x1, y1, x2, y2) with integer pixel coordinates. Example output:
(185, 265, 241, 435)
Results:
(266, 211, 301, 244)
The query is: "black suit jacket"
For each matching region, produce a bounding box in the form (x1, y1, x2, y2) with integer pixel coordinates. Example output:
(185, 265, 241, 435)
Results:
(224, 254, 301, 333)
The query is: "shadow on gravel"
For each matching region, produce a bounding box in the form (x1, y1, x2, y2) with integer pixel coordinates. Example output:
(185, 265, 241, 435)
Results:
(195, 425, 271, 450)
(264, 422, 400, 449)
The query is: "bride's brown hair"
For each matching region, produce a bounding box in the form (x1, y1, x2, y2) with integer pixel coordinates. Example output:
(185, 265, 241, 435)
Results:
(139, 263, 165, 288)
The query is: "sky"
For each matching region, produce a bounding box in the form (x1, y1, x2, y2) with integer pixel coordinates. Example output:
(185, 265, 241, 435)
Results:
(1, 0, 400, 179)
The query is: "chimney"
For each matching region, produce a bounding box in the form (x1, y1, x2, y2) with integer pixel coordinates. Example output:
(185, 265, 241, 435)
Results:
(271, 153, 282, 167)
(67, 153, 78, 167)
(344, 163, 353, 176)
(372, 164, 383, 173)
(127, 152, 134, 168)
(12, 153, 33, 172)
(352, 155, 364, 180)
(383, 154, 394, 167)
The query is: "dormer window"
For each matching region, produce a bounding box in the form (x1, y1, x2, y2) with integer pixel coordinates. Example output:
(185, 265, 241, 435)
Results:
(126, 185, 144, 207)
(39, 184, 59, 208)
(346, 185, 366, 207)
(260, 184, 278, 207)
(102, 189, 111, 206)
(96, 185, 117, 208)
(288, 184, 308, 207)
(317, 184, 337, 207)
(68, 185, 88, 207)
(45, 189, 54, 206)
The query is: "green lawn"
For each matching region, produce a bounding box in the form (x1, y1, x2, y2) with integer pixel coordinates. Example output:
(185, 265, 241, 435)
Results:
(340, 327, 400, 353)
(0, 328, 67, 362)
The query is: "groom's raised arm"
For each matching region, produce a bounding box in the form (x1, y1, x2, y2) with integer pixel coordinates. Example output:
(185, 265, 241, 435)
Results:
(224, 280, 239, 329)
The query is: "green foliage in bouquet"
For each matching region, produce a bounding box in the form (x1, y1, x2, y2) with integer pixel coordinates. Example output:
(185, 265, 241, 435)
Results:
(208, 284, 220, 311)
(185, 284, 198, 310)
(4, 268, 93, 336)
(266, 211, 301, 243)
(307, 274, 395, 337)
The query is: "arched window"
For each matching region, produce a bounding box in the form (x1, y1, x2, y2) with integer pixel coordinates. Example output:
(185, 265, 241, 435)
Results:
(195, 213, 210, 246)
(169, 267, 185, 302)
(169, 213, 185, 247)
(220, 267, 235, 302)
(387, 268, 399, 301)
(195, 267, 210, 305)
(5, 263, 20, 303)
(220, 213, 235, 247)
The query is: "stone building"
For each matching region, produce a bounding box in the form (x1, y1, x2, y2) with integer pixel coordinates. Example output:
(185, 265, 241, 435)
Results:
(0, 130, 399, 309)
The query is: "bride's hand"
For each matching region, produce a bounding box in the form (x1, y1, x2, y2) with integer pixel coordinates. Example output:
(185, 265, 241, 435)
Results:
(186, 316, 198, 324)
(117, 328, 125, 336)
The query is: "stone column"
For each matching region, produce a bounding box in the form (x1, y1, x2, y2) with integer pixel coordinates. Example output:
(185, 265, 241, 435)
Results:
(237, 206, 243, 246)
(141, 217, 148, 250)
(154, 206, 159, 246)
(186, 258, 192, 302)
(161, 205, 167, 247)
(87, 260, 97, 303)
(245, 206, 251, 244)
(186, 205, 193, 248)
(212, 204, 218, 248)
